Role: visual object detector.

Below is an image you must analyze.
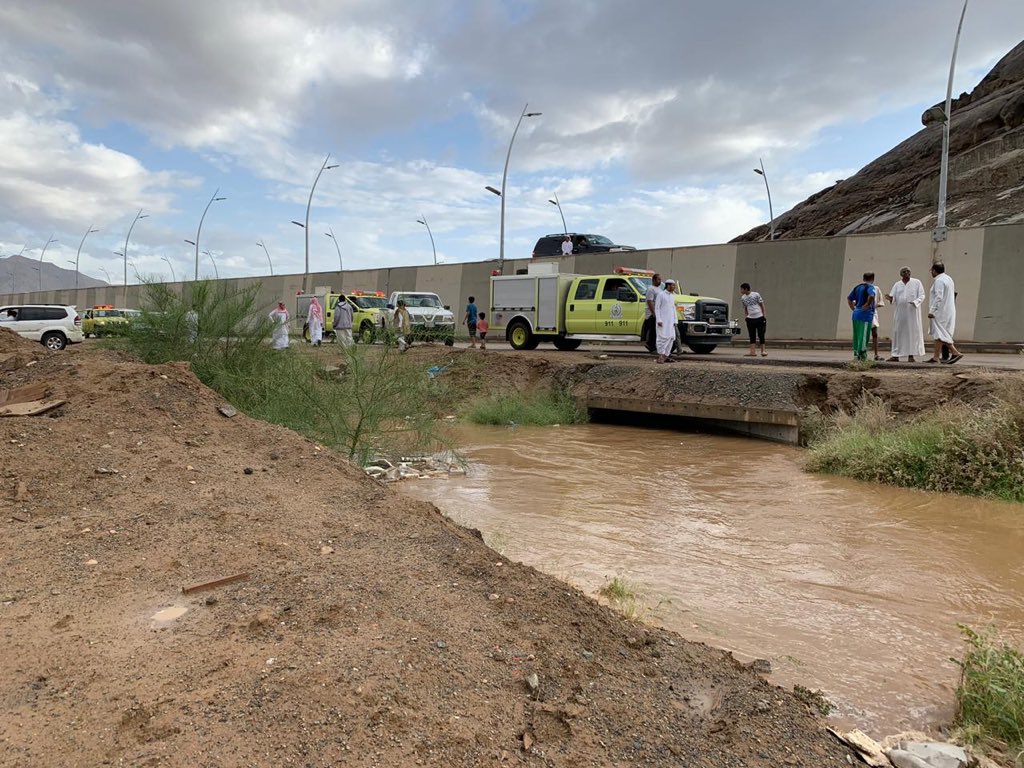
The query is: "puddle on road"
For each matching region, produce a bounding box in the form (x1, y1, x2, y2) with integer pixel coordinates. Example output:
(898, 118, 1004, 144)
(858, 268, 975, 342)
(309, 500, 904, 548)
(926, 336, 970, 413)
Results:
(150, 604, 188, 628)
(399, 422, 1024, 736)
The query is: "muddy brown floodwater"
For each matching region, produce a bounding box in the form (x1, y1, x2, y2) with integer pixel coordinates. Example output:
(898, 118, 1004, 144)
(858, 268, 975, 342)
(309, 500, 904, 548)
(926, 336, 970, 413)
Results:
(399, 423, 1024, 736)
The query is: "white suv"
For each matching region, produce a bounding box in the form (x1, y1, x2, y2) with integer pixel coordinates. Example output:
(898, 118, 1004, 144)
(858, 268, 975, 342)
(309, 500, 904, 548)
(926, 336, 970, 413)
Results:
(0, 304, 85, 350)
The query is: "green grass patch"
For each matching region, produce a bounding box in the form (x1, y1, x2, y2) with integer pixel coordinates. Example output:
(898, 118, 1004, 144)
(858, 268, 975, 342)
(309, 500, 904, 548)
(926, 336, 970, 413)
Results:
(953, 625, 1024, 763)
(465, 388, 587, 426)
(806, 391, 1024, 502)
(123, 280, 457, 465)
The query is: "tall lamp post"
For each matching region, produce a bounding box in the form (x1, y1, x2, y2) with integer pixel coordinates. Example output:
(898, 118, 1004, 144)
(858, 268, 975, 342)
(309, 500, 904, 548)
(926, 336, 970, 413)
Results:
(300, 154, 339, 293)
(753, 159, 775, 241)
(191, 189, 226, 279)
(933, 0, 969, 243)
(548, 193, 568, 235)
(492, 104, 541, 274)
(38, 234, 58, 291)
(202, 250, 219, 280)
(416, 216, 437, 265)
(99, 266, 112, 285)
(74, 225, 99, 290)
(324, 228, 343, 290)
(256, 239, 274, 275)
(122, 208, 148, 301)
(160, 256, 176, 283)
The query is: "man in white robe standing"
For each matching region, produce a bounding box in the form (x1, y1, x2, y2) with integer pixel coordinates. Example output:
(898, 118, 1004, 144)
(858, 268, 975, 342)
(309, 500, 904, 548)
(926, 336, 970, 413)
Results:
(885, 266, 925, 362)
(654, 278, 678, 364)
(927, 262, 963, 365)
(269, 301, 290, 350)
(307, 296, 324, 346)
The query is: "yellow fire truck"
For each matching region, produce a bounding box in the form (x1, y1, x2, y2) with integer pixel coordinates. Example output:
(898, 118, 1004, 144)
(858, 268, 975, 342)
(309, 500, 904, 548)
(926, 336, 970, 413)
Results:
(295, 289, 388, 343)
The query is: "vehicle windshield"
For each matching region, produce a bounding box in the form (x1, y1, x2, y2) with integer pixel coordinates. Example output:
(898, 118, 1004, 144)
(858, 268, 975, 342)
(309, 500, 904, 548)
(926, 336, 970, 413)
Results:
(122, 309, 141, 318)
(348, 296, 387, 310)
(585, 235, 615, 246)
(403, 294, 444, 309)
(629, 277, 651, 294)
(95, 310, 121, 317)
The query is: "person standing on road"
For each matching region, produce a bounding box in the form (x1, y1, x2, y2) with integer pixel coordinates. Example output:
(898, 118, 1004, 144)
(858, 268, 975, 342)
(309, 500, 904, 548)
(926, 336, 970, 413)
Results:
(464, 296, 479, 349)
(847, 272, 876, 362)
(334, 296, 354, 348)
(308, 296, 324, 346)
(885, 267, 925, 362)
(927, 262, 963, 365)
(739, 283, 767, 357)
(868, 278, 884, 362)
(477, 312, 489, 350)
(561, 236, 573, 256)
(394, 299, 412, 352)
(643, 273, 663, 351)
(269, 301, 290, 350)
(654, 278, 678, 364)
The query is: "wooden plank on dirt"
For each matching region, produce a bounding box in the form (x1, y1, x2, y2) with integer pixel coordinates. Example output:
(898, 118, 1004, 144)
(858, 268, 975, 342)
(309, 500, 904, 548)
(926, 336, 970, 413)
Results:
(0, 399, 66, 417)
(0, 382, 49, 406)
(181, 572, 250, 595)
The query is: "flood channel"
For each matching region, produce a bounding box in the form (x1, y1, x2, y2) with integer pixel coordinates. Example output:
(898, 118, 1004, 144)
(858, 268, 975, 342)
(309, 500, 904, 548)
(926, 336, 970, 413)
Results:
(398, 422, 1024, 735)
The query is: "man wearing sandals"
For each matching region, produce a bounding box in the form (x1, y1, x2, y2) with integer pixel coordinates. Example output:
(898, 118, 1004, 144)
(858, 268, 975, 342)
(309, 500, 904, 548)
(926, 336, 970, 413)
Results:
(739, 283, 767, 357)
(885, 267, 925, 362)
(927, 262, 963, 365)
(654, 279, 679, 363)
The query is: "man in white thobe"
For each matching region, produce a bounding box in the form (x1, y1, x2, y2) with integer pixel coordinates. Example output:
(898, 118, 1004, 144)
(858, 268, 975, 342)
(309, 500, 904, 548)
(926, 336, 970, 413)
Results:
(307, 296, 324, 346)
(269, 302, 290, 350)
(927, 262, 962, 364)
(654, 278, 678, 363)
(885, 266, 925, 362)
(642, 272, 663, 350)
(561, 236, 573, 256)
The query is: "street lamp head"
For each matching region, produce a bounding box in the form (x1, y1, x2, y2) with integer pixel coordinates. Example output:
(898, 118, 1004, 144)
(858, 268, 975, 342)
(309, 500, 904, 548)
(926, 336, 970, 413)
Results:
(291, 220, 306, 228)
(525, 112, 542, 117)
(548, 199, 558, 206)
(89, 228, 100, 234)
(214, 197, 226, 202)
(485, 185, 501, 197)
(324, 232, 335, 239)
(753, 168, 764, 176)
(139, 214, 149, 220)
(326, 164, 339, 170)
(416, 219, 427, 226)
(184, 238, 196, 246)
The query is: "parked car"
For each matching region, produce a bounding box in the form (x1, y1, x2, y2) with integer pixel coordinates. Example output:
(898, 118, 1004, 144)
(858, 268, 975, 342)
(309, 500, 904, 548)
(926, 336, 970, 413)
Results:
(532, 233, 636, 258)
(0, 304, 84, 350)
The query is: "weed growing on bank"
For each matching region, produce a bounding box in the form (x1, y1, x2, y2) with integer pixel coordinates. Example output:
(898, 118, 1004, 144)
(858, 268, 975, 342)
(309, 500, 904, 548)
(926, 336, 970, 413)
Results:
(466, 388, 587, 426)
(953, 625, 1024, 762)
(124, 281, 456, 463)
(806, 390, 1024, 502)
(599, 576, 641, 620)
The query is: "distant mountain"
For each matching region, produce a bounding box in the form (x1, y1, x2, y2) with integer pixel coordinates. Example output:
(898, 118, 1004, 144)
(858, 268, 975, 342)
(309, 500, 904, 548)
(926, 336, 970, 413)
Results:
(733, 40, 1024, 241)
(0, 253, 108, 294)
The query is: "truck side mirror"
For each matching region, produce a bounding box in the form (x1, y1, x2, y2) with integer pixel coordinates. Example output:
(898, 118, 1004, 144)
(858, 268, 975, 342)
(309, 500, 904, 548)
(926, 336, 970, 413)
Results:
(616, 287, 637, 302)
(444, 305, 451, 310)
(386, 303, 394, 310)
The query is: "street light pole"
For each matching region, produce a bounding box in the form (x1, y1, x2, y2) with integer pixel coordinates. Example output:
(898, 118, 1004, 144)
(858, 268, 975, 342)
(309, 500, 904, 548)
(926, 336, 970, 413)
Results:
(301, 154, 339, 293)
(192, 188, 226, 279)
(934, 0, 969, 243)
(160, 256, 176, 283)
(38, 234, 58, 291)
(548, 193, 567, 235)
(753, 159, 775, 241)
(123, 209, 148, 302)
(99, 266, 111, 285)
(324, 228, 343, 290)
(203, 250, 219, 280)
(256, 240, 274, 275)
(416, 216, 437, 265)
(496, 103, 541, 274)
(74, 225, 99, 290)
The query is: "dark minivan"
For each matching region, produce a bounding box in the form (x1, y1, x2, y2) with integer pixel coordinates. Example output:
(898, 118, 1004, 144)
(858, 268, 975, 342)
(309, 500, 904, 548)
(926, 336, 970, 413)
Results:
(532, 233, 636, 258)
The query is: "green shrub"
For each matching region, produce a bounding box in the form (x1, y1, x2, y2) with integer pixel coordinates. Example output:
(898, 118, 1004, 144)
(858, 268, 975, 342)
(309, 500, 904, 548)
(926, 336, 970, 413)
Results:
(954, 625, 1024, 761)
(466, 388, 586, 426)
(123, 281, 456, 464)
(806, 392, 1024, 502)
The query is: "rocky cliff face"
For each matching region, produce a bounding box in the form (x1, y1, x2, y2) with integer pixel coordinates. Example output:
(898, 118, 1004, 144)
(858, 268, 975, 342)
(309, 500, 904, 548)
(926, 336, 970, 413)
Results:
(732, 40, 1024, 242)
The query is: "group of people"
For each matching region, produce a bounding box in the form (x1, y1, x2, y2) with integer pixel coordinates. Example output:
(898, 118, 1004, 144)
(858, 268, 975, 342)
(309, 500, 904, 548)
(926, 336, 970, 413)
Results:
(267, 294, 355, 351)
(847, 262, 962, 364)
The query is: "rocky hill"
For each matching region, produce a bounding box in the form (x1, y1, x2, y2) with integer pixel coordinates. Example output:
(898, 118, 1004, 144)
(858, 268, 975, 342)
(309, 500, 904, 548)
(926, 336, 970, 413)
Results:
(0, 253, 107, 295)
(733, 40, 1024, 241)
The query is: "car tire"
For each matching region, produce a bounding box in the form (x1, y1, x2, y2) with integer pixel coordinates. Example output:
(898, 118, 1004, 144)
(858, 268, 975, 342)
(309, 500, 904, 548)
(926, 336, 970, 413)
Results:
(357, 322, 375, 344)
(42, 332, 67, 351)
(552, 337, 582, 351)
(687, 343, 716, 354)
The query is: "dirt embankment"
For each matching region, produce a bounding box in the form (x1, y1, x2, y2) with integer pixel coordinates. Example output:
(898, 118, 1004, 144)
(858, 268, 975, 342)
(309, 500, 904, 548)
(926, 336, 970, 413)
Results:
(1, 344, 860, 767)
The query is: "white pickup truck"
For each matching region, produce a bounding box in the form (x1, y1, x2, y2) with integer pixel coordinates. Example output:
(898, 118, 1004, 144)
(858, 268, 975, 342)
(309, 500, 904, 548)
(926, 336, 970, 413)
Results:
(386, 291, 456, 346)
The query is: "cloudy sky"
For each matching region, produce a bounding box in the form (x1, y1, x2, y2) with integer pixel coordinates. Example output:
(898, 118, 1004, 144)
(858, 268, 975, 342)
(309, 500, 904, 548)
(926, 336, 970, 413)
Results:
(1, 0, 1022, 284)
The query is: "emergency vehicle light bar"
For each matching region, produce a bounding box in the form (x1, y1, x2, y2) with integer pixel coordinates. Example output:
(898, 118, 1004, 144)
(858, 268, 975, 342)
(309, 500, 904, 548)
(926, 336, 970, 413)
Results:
(612, 267, 655, 276)
(92, 304, 115, 309)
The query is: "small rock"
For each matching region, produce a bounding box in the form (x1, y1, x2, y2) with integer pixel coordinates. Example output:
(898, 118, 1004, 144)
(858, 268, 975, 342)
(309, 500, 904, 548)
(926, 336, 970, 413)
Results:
(218, 405, 238, 418)
(746, 658, 773, 675)
(95, 467, 112, 475)
(84, 559, 98, 566)
(581, 650, 594, 661)
(894, 742, 968, 768)
(269, 452, 280, 460)
(435, 640, 447, 649)
(204, 596, 218, 606)
(525, 672, 539, 693)
(14, 481, 29, 502)
(243, 467, 254, 475)
(888, 751, 933, 768)
(487, 593, 500, 601)
(522, 732, 534, 752)
(320, 545, 334, 555)
(755, 699, 771, 713)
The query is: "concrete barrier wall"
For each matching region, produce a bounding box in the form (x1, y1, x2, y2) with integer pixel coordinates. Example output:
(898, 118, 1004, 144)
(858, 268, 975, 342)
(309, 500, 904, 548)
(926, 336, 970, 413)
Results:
(2, 223, 1020, 342)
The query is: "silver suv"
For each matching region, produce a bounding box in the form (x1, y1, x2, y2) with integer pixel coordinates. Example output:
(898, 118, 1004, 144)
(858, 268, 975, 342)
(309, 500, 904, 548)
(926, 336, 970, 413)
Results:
(0, 304, 85, 350)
